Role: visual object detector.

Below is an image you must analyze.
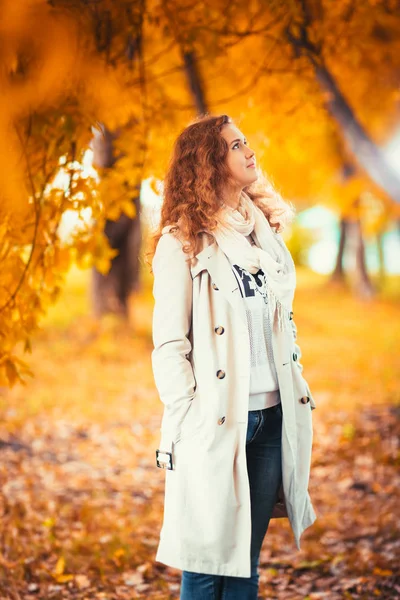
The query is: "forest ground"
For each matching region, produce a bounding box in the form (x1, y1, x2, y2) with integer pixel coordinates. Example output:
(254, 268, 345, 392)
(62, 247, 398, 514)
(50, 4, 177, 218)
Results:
(0, 265, 399, 600)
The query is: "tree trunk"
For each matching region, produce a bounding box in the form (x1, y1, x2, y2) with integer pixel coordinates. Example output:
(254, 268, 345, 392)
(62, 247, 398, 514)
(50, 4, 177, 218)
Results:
(285, 19, 400, 203)
(313, 64, 400, 203)
(331, 217, 348, 283)
(376, 231, 386, 284)
(91, 125, 142, 318)
(183, 51, 208, 115)
(91, 194, 142, 318)
(352, 219, 375, 298)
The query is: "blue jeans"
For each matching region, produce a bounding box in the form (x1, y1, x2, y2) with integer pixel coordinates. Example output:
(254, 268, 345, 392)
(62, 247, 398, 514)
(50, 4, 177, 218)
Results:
(180, 402, 283, 600)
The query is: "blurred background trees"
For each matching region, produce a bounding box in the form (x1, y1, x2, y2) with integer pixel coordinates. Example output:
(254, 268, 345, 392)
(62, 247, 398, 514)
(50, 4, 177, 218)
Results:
(1, 0, 400, 385)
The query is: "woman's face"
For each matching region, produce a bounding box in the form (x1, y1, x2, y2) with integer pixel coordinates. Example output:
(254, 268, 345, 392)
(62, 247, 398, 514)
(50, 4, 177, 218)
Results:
(221, 123, 258, 189)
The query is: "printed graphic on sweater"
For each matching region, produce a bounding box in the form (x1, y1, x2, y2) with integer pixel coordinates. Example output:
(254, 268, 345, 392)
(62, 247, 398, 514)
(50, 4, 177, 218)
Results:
(231, 264, 266, 301)
(231, 262, 277, 383)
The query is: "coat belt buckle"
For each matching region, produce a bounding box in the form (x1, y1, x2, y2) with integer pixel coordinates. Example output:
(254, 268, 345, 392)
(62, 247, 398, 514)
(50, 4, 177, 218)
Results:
(156, 449, 173, 470)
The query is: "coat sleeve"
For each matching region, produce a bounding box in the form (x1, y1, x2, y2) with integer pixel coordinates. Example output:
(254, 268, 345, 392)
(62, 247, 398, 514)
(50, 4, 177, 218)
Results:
(151, 232, 197, 453)
(291, 316, 317, 410)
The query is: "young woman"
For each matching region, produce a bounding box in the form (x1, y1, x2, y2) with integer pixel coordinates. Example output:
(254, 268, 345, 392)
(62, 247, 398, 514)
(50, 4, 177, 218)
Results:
(148, 114, 317, 600)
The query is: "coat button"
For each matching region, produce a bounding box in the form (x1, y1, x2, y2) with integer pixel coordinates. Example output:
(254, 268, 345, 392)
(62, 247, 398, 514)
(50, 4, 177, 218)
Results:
(300, 396, 310, 404)
(293, 353, 298, 361)
(214, 325, 225, 335)
(216, 369, 226, 379)
(212, 282, 219, 290)
(217, 416, 225, 425)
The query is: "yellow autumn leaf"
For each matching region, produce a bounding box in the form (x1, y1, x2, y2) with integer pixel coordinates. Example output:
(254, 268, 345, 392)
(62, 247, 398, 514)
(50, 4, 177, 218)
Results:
(373, 568, 393, 576)
(54, 556, 65, 576)
(42, 517, 55, 528)
(55, 574, 74, 583)
(4, 359, 18, 387)
(106, 204, 123, 221)
(121, 200, 136, 219)
(94, 256, 112, 275)
(149, 177, 160, 195)
(342, 423, 356, 441)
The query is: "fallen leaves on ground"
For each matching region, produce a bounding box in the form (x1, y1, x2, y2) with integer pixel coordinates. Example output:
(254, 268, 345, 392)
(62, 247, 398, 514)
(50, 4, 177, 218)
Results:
(0, 268, 399, 599)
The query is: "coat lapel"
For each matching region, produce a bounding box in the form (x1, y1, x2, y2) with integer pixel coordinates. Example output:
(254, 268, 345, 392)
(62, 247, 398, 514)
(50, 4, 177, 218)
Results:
(193, 240, 248, 327)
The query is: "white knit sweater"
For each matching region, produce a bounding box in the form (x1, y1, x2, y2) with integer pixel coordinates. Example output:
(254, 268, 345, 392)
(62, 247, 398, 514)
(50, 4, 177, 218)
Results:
(227, 231, 281, 411)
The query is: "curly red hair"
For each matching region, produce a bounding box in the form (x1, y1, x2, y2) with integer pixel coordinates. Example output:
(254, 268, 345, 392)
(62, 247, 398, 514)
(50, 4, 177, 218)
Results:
(145, 114, 295, 270)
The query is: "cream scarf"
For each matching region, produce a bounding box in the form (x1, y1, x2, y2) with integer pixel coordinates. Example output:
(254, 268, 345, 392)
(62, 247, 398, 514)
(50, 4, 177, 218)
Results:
(214, 190, 296, 332)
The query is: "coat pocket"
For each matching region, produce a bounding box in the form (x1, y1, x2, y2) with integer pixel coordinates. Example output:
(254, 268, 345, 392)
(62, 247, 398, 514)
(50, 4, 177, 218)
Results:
(174, 394, 205, 444)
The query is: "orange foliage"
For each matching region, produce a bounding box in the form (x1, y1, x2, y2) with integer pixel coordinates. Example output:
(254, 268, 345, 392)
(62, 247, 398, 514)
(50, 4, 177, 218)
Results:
(1, 0, 400, 384)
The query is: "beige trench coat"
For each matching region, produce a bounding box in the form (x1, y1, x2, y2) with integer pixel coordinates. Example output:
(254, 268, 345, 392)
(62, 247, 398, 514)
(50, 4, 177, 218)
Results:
(151, 224, 317, 578)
